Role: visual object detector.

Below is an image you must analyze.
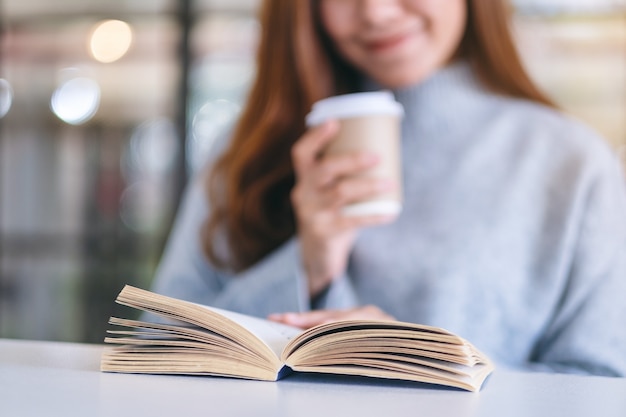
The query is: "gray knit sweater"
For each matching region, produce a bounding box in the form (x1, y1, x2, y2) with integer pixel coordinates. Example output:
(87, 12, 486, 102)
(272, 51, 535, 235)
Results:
(150, 62, 626, 376)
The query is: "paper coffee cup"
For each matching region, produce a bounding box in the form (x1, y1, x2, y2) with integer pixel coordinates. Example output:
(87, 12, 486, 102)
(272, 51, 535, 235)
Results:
(306, 91, 404, 217)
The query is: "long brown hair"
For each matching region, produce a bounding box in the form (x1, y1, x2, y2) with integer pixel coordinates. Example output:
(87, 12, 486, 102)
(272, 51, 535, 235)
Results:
(202, 0, 553, 271)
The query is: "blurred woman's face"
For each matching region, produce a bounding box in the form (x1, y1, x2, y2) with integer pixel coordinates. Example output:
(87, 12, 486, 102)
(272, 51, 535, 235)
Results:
(319, 0, 467, 88)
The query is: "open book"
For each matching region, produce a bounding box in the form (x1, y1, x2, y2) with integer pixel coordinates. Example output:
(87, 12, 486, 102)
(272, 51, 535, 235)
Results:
(101, 285, 494, 392)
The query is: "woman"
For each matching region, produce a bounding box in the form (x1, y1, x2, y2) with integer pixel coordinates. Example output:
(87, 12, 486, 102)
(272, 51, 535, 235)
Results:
(151, 0, 626, 376)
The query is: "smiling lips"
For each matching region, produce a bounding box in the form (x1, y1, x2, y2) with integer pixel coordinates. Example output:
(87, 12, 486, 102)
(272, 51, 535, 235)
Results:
(364, 32, 412, 53)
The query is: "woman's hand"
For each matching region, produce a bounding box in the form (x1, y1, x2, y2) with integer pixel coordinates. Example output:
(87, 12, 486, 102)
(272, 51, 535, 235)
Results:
(269, 306, 395, 329)
(290, 120, 397, 298)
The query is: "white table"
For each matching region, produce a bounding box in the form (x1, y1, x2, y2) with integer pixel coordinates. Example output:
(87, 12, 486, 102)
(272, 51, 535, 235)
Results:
(1, 338, 625, 417)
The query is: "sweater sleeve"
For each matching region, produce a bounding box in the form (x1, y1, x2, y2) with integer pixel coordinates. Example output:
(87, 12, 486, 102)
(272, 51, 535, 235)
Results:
(529, 154, 626, 376)
(149, 176, 311, 318)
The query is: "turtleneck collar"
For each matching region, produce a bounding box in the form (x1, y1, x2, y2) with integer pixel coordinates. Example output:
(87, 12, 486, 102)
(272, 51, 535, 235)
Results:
(363, 60, 490, 136)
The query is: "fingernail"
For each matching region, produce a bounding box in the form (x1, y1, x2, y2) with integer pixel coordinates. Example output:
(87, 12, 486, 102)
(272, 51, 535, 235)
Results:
(324, 120, 339, 131)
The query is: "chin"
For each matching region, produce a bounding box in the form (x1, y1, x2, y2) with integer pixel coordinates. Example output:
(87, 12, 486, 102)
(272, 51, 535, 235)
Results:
(367, 59, 440, 90)
(372, 69, 432, 89)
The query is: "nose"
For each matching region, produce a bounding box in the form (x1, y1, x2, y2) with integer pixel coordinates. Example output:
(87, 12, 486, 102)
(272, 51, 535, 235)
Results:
(359, 0, 404, 28)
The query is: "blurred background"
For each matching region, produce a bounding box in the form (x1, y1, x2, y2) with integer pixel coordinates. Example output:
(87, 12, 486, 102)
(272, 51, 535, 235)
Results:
(0, 0, 624, 344)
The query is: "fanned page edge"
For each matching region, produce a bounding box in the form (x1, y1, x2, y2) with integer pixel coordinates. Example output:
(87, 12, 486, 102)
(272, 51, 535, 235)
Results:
(111, 285, 300, 369)
(281, 319, 469, 360)
(280, 319, 494, 392)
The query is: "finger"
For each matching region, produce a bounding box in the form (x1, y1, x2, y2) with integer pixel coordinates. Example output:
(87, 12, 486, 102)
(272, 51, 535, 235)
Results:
(268, 310, 341, 329)
(313, 152, 380, 189)
(321, 177, 396, 210)
(336, 305, 395, 321)
(291, 152, 386, 220)
(334, 212, 398, 231)
(292, 120, 340, 175)
(269, 307, 395, 329)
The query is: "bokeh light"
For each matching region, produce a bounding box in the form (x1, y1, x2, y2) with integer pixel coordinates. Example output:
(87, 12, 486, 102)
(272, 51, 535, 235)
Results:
(119, 181, 165, 233)
(119, 119, 179, 233)
(50, 76, 101, 125)
(89, 20, 133, 64)
(128, 118, 179, 176)
(189, 99, 240, 172)
(0, 79, 13, 118)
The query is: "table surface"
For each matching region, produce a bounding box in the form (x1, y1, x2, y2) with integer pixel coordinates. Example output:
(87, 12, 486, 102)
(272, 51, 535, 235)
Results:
(1, 338, 625, 417)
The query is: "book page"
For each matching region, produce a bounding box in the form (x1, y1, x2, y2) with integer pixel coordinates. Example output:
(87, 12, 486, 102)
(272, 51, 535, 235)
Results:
(200, 305, 303, 358)
(112, 286, 305, 376)
(118, 286, 303, 358)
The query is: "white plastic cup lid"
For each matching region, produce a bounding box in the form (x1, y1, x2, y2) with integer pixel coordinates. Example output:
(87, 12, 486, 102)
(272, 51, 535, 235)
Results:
(341, 200, 402, 217)
(306, 91, 404, 127)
